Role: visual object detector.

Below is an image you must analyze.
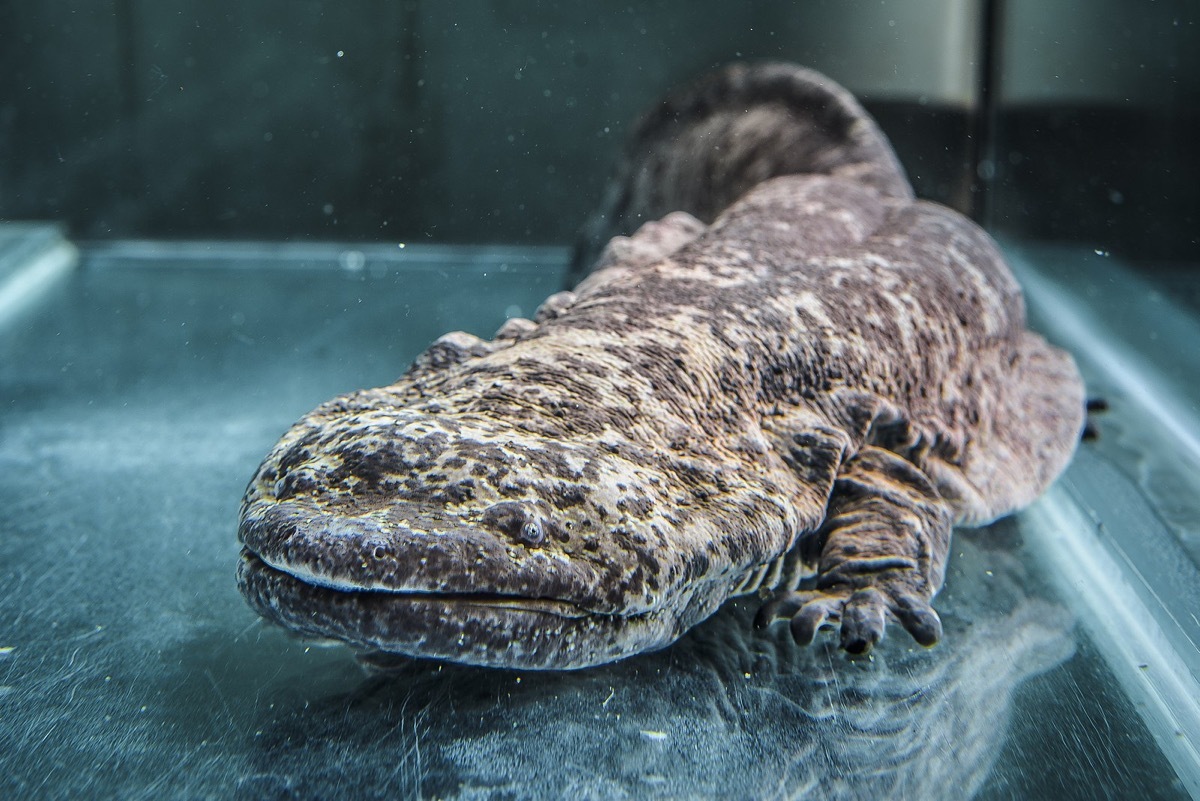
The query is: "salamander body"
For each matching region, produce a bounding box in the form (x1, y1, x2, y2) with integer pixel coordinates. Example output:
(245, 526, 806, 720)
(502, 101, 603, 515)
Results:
(237, 64, 1083, 669)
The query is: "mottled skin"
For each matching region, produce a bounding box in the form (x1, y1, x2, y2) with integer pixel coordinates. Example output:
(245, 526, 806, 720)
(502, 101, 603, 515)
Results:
(237, 64, 1084, 669)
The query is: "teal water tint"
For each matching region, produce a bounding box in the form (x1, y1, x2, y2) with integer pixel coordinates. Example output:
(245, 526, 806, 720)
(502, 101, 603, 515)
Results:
(0, 245, 1188, 799)
(1010, 243, 1200, 571)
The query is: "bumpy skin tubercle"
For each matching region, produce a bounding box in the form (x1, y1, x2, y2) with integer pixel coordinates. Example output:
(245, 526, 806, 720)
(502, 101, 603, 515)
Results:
(237, 63, 1084, 669)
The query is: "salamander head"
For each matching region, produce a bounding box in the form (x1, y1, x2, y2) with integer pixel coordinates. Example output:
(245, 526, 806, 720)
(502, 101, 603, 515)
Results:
(236, 395, 740, 669)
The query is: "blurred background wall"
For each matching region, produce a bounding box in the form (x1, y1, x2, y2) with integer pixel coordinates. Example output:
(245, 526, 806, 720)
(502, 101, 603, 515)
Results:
(0, 0, 1195, 262)
(992, 0, 1198, 264)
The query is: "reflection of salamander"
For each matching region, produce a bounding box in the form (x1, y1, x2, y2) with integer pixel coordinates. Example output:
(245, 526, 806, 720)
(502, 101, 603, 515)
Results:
(437, 538, 1076, 800)
(236, 63, 1085, 669)
(244, 535, 1077, 801)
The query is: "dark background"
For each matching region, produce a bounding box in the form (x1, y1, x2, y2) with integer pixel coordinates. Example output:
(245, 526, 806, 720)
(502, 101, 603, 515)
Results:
(1, 0, 1196, 263)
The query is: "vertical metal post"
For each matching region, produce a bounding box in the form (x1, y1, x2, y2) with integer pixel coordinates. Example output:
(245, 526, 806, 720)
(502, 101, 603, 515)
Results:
(970, 0, 1003, 225)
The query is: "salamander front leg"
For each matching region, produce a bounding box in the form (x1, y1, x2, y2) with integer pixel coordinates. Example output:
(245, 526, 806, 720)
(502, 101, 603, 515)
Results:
(756, 445, 953, 654)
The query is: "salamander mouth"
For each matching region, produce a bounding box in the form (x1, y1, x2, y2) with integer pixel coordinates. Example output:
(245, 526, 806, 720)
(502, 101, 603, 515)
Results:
(249, 547, 591, 617)
(237, 550, 682, 670)
(235, 492, 728, 669)
(238, 495, 624, 607)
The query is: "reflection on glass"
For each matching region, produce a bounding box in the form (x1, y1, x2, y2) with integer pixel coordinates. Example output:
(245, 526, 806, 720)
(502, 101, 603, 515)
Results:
(239, 534, 1073, 800)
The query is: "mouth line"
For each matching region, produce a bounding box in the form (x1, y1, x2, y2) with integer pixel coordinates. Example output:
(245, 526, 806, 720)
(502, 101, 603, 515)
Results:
(343, 590, 592, 619)
(251, 550, 595, 620)
(237, 549, 696, 670)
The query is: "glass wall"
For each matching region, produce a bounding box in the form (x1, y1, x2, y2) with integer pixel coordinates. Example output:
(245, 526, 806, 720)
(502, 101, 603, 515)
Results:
(1, 1, 986, 242)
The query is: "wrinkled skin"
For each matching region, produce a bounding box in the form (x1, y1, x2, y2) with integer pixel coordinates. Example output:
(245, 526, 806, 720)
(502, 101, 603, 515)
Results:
(237, 63, 1084, 669)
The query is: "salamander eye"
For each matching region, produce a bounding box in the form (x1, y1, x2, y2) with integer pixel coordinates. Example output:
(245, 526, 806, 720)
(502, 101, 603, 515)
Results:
(519, 519, 545, 546)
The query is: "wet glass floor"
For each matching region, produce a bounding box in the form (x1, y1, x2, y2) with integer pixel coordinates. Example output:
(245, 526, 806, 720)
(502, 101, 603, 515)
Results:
(0, 234, 1195, 800)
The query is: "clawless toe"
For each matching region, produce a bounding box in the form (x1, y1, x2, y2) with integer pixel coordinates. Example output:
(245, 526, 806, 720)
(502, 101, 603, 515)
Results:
(758, 445, 953, 654)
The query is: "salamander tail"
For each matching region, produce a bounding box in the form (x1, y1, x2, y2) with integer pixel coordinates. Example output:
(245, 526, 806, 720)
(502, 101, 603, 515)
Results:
(569, 62, 912, 283)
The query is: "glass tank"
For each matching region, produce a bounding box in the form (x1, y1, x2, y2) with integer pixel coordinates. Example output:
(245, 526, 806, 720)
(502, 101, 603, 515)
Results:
(1, 2, 1196, 799)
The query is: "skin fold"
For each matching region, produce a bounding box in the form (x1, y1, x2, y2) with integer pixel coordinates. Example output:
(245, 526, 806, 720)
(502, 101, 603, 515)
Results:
(237, 63, 1084, 670)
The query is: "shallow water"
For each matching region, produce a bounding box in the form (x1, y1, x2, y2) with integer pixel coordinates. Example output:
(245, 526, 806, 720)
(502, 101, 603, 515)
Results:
(0, 243, 1189, 799)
